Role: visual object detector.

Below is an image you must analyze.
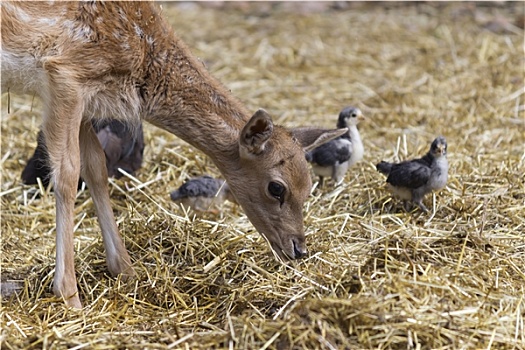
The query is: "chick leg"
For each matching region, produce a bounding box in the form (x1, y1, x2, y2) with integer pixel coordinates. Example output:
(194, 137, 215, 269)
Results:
(412, 190, 429, 212)
(412, 197, 429, 213)
(417, 202, 429, 212)
(332, 161, 349, 186)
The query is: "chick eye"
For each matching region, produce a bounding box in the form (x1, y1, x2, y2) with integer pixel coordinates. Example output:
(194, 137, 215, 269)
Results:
(268, 181, 285, 204)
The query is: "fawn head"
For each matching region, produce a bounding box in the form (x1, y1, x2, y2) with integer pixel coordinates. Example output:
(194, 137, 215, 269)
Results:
(226, 109, 347, 260)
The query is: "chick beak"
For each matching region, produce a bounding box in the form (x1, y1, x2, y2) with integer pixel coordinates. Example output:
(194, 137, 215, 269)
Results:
(358, 114, 365, 122)
(437, 144, 445, 155)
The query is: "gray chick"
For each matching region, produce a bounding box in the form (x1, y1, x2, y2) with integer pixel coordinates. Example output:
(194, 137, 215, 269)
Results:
(170, 175, 236, 213)
(305, 106, 364, 187)
(376, 136, 448, 212)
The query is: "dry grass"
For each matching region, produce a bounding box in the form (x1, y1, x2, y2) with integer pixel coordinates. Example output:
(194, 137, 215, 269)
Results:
(1, 2, 524, 349)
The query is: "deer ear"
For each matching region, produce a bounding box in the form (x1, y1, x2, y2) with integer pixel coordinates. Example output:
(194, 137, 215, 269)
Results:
(239, 109, 274, 159)
(291, 127, 348, 153)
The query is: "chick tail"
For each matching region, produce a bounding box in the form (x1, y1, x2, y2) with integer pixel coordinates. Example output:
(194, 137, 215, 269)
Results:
(376, 161, 393, 175)
(305, 151, 313, 163)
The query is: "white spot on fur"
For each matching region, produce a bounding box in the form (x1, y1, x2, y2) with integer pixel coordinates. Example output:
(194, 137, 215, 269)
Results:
(118, 8, 128, 22)
(146, 35, 155, 46)
(37, 17, 58, 26)
(134, 23, 144, 37)
(62, 20, 93, 43)
(3, 2, 32, 22)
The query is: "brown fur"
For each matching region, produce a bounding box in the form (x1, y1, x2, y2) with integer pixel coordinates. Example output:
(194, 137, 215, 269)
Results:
(1, 2, 346, 308)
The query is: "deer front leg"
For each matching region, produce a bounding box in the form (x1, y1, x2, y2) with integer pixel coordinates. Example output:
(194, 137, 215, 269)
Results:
(79, 122, 135, 279)
(43, 92, 84, 309)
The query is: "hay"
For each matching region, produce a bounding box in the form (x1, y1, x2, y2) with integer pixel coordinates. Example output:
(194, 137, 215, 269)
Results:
(1, 2, 524, 349)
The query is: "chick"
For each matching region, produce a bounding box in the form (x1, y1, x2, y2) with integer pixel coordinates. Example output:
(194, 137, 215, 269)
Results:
(21, 130, 50, 186)
(376, 136, 448, 212)
(0, 280, 23, 298)
(305, 106, 364, 187)
(22, 120, 144, 187)
(170, 175, 236, 213)
(95, 120, 144, 178)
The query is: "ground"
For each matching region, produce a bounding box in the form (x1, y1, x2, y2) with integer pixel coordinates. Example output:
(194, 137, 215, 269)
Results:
(1, 2, 524, 349)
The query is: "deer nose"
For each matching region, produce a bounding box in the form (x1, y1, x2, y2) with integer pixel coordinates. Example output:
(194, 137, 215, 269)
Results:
(293, 240, 307, 259)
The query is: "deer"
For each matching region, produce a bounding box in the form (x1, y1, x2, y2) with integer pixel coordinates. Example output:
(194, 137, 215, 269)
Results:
(1, 2, 346, 308)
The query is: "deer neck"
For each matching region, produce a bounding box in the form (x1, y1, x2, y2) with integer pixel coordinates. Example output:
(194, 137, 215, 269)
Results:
(142, 34, 249, 171)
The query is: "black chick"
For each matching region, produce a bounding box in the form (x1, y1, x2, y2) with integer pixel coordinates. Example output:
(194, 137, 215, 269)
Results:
(305, 106, 364, 187)
(170, 175, 236, 213)
(21, 120, 144, 187)
(376, 136, 448, 212)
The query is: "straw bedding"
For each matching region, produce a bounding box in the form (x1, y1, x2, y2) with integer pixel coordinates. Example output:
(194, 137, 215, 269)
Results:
(1, 2, 523, 349)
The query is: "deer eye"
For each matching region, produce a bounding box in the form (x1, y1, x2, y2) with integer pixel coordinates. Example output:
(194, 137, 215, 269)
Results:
(268, 181, 285, 204)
